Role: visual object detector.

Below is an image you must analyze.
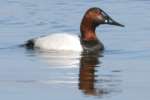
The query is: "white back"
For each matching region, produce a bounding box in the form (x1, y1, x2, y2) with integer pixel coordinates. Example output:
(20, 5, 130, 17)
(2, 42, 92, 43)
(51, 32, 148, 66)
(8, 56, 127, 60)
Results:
(34, 33, 83, 52)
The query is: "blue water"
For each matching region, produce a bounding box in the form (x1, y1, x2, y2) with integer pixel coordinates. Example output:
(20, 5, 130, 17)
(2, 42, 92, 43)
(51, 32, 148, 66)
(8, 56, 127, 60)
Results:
(0, 0, 150, 100)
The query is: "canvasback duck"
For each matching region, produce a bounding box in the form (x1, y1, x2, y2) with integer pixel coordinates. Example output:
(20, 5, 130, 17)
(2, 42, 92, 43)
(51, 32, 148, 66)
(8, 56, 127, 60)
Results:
(25, 7, 124, 52)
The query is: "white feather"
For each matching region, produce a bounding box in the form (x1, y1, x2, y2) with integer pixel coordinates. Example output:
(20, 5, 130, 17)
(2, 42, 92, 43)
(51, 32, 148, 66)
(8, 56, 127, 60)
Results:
(34, 33, 83, 52)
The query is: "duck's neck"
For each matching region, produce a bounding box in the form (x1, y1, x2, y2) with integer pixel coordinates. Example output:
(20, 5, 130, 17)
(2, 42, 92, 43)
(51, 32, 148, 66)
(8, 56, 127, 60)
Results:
(80, 19, 97, 41)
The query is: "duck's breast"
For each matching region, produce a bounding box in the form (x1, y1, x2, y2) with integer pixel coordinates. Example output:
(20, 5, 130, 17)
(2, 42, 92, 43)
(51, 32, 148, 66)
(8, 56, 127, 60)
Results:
(34, 33, 83, 52)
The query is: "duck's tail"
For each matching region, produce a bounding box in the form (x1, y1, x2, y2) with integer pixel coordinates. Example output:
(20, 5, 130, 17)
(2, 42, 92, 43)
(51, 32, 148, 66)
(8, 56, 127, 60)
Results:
(20, 39, 35, 49)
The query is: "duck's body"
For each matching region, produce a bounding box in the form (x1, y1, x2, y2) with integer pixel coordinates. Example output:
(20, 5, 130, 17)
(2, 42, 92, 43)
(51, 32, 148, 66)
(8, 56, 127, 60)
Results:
(26, 33, 104, 52)
(25, 7, 124, 52)
(27, 33, 83, 51)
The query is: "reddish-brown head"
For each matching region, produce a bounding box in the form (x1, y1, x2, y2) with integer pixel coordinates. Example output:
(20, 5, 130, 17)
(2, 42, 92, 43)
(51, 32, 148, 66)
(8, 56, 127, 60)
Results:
(80, 7, 124, 41)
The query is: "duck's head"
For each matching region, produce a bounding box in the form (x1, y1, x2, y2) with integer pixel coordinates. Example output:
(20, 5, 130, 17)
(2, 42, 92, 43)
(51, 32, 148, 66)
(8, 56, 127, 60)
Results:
(80, 7, 124, 41)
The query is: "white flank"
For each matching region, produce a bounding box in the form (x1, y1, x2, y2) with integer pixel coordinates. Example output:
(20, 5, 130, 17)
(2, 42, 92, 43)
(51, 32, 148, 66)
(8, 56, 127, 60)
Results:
(34, 33, 83, 52)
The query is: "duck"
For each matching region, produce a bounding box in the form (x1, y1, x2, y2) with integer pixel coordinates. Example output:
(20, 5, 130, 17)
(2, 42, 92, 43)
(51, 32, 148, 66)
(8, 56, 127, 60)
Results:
(24, 7, 124, 52)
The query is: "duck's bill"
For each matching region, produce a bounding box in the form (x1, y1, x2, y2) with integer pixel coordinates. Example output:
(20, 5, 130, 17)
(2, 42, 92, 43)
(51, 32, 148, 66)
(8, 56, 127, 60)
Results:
(104, 17, 125, 27)
(100, 9, 124, 27)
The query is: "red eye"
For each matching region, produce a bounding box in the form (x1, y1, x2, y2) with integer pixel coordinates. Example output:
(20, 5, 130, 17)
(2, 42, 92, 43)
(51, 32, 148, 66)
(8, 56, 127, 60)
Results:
(95, 10, 100, 14)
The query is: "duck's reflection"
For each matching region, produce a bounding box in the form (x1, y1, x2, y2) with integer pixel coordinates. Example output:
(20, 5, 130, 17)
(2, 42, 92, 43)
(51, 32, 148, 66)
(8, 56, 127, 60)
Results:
(27, 49, 121, 97)
(79, 51, 106, 96)
(79, 51, 122, 97)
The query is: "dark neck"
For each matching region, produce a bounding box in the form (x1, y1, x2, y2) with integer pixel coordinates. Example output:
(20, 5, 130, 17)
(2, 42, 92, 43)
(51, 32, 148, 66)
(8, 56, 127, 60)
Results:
(80, 18, 97, 41)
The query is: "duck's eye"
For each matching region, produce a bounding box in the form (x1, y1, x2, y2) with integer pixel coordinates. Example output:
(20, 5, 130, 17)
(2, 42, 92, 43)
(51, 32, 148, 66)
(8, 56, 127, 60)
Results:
(95, 10, 101, 14)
